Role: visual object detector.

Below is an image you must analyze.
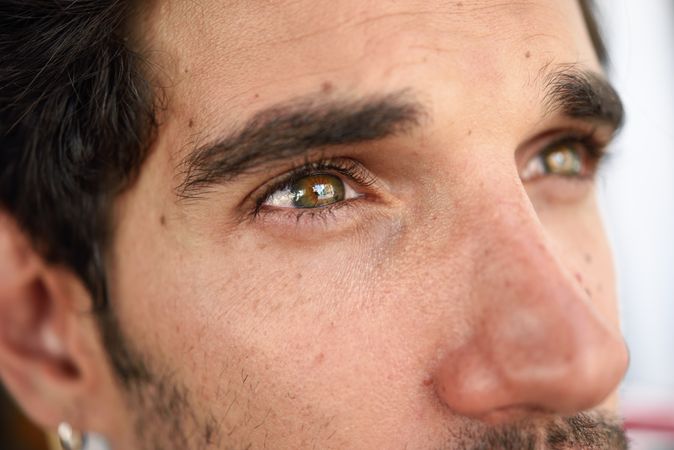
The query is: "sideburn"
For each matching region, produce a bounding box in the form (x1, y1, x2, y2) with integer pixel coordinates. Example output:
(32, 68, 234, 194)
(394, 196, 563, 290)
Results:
(96, 308, 221, 450)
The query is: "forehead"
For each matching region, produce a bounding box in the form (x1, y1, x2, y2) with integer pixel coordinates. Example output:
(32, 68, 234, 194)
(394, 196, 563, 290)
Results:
(138, 0, 597, 127)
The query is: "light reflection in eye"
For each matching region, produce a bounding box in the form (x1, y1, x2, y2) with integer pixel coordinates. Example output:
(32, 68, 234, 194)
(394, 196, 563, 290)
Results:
(521, 140, 591, 181)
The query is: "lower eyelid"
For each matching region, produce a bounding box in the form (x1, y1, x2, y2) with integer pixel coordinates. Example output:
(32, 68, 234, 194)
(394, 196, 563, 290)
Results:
(525, 175, 597, 205)
(251, 198, 369, 237)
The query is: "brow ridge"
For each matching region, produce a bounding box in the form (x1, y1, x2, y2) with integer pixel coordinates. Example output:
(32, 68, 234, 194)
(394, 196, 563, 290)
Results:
(176, 67, 624, 201)
(176, 90, 423, 199)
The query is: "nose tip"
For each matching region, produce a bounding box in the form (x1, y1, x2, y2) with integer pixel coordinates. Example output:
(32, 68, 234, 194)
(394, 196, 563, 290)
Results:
(434, 315, 629, 420)
(432, 216, 629, 420)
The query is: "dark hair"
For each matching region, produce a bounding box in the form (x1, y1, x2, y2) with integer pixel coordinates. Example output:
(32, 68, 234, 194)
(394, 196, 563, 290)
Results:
(0, 0, 155, 306)
(579, 0, 607, 66)
(0, 0, 606, 309)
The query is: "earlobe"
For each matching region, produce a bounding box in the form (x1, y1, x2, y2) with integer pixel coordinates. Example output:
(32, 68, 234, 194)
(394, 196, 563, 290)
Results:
(0, 213, 101, 430)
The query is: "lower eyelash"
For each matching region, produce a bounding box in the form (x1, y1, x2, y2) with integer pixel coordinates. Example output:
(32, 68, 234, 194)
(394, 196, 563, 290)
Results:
(253, 197, 362, 226)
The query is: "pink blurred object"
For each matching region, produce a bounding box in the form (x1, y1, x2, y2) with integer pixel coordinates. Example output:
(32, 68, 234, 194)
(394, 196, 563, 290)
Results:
(621, 386, 674, 450)
(625, 412, 674, 435)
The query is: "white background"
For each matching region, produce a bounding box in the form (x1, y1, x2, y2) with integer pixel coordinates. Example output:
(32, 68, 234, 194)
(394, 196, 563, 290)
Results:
(595, 0, 674, 399)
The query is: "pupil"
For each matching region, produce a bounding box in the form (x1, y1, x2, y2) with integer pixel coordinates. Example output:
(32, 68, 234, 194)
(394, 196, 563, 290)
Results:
(545, 145, 581, 175)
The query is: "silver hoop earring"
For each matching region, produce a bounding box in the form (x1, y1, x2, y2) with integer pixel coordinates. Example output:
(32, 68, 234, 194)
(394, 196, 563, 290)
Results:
(57, 422, 85, 450)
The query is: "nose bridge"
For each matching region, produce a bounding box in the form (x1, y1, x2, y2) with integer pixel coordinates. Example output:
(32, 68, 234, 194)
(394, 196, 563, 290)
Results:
(433, 181, 628, 420)
(472, 185, 572, 311)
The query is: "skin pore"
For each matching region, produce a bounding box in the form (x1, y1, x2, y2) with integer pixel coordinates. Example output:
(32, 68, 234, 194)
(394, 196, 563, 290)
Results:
(0, 1, 630, 449)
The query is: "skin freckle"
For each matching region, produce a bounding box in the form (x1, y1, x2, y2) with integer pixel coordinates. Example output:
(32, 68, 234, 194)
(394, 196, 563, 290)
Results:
(525, 50, 531, 58)
(321, 81, 334, 93)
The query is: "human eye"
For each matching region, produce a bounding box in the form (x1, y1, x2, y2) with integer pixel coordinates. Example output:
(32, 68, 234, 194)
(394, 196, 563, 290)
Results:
(250, 158, 376, 225)
(520, 132, 608, 183)
(263, 173, 359, 209)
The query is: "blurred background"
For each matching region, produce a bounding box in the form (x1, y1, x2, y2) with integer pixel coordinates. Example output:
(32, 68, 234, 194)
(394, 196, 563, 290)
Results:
(1, 0, 672, 449)
(596, 1, 674, 449)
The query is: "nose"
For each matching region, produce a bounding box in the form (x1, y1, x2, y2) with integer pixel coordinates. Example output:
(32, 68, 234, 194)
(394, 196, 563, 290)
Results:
(433, 184, 628, 421)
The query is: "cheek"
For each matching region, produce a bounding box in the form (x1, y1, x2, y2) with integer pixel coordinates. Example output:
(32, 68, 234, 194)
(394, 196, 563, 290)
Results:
(119, 222, 397, 412)
(171, 217, 471, 441)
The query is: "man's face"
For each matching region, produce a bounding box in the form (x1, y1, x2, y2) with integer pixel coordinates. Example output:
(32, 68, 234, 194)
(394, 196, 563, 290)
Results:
(106, 0, 628, 448)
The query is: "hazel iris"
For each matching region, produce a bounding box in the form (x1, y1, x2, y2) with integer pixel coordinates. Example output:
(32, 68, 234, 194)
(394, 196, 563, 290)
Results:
(543, 142, 583, 176)
(290, 174, 345, 208)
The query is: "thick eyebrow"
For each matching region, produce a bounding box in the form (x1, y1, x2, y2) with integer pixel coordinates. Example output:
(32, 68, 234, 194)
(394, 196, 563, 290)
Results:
(176, 91, 423, 199)
(543, 66, 624, 130)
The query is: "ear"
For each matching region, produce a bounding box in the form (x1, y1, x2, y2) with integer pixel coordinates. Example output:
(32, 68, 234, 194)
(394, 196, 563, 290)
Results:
(0, 212, 122, 436)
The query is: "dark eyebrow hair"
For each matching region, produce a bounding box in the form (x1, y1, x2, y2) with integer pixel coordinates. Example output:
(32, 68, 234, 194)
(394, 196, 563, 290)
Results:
(176, 90, 423, 199)
(543, 66, 624, 130)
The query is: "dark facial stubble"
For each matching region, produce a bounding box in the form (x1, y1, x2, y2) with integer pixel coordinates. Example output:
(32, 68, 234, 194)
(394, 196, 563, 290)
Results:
(98, 309, 629, 450)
